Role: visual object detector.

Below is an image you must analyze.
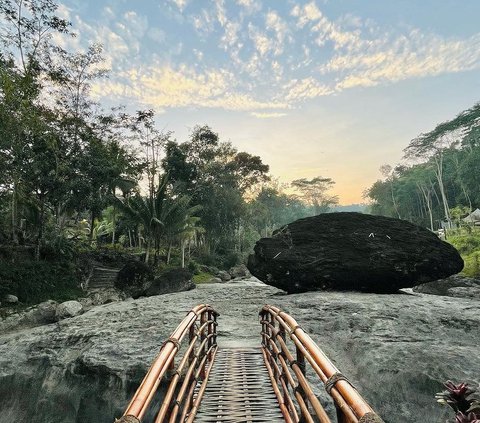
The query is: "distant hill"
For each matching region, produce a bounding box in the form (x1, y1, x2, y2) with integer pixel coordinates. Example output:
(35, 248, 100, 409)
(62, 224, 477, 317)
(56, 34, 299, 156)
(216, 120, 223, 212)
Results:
(331, 204, 368, 213)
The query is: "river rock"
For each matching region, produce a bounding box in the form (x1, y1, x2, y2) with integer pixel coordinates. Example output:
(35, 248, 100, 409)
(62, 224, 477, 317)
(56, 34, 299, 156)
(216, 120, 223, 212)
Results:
(144, 268, 195, 296)
(55, 300, 83, 320)
(414, 274, 480, 300)
(217, 270, 231, 282)
(247, 213, 464, 293)
(26, 300, 58, 324)
(0, 281, 478, 423)
(3, 294, 18, 304)
(229, 264, 250, 279)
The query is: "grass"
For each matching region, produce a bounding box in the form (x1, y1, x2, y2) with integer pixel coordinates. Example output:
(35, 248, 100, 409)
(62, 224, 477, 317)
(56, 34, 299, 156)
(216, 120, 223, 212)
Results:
(446, 227, 480, 277)
(192, 271, 215, 284)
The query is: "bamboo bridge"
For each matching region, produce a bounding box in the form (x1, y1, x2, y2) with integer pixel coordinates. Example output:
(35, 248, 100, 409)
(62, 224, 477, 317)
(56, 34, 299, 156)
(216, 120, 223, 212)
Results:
(115, 304, 384, 423)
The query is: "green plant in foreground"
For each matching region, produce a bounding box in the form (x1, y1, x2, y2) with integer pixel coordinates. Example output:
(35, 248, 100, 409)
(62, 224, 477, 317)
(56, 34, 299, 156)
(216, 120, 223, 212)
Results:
(436, 381, 480, 422)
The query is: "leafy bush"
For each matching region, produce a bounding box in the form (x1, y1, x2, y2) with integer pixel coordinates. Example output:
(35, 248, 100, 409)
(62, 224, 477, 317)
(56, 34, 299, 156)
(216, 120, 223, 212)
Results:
(187, 260, 201, 275)
(436, 381, 480, 422)
(462, 252, 480, 278)
(447, 231, 480, 277)
(0, 261, 82, 305)
(448, 233, 480, 255)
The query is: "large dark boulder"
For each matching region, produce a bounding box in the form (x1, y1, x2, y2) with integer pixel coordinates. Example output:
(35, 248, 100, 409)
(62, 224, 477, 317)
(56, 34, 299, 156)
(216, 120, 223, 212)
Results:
(145, 268, 195, 296)
(247, 213, 463, 293)
(115, 261, 153, 298)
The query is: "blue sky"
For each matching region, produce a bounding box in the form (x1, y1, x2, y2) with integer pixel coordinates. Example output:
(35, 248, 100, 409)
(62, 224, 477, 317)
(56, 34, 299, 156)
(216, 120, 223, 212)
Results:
(55, 0, 480, 203)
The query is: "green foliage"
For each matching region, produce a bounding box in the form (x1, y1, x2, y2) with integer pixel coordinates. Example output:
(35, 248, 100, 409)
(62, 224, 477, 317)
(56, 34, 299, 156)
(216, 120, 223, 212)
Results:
(192, 271, 215, 284)
(446, 230, 480, 277)
(187, 259, 201, 275)
(291, 176, 338, 214)
(0, 261, 81, 305)
(367, 100, 480, 230)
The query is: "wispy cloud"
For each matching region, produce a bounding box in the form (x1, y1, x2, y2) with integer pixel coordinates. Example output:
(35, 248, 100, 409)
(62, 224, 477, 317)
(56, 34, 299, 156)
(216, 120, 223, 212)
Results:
(92, 63, 288, 112)
(65, 0, 480, 114)
(250, 111, 287, 118)
(284, 77, 333, 101)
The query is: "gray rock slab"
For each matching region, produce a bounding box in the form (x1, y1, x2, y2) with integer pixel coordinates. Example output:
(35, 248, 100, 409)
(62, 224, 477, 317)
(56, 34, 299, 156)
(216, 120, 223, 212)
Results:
(0, 279, 478, 423)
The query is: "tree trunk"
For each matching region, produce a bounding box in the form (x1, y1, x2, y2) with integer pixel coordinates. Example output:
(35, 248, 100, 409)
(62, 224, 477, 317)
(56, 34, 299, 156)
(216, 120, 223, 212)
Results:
(111, 204, 116, 246)
(434, 153, 451, 228)
(167, 244, 172, 264)
(181, 241, 185, 268)
(11, 180, 18, 244)
(90, 210, 96, 242)
(35, 194, 45, 261)
(145, 239, 151, 263)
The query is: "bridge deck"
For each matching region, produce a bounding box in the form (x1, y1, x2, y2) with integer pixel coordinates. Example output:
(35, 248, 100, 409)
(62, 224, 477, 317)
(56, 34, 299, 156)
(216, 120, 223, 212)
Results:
(194, 348, 285, 423)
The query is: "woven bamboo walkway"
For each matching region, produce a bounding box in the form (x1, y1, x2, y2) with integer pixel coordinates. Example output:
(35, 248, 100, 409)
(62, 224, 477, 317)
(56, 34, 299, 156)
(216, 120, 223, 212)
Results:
(194, 348, 285, 423)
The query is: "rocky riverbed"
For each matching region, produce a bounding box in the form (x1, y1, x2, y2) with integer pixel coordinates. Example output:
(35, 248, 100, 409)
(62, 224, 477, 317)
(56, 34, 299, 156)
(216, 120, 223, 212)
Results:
(0, 279, 478, 423)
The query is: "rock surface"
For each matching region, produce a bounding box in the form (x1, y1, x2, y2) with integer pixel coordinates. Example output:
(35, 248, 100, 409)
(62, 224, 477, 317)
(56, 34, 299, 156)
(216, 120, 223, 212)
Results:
(413, 274, 480, 300)
(55, 300, 83, 320)
(0, 279, 478, 423)
(248, 213, 464, 293)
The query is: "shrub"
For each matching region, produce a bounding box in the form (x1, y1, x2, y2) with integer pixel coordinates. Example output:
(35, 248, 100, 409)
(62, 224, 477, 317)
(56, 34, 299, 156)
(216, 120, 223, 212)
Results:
(187, 260, 201, 275)
(436, 381, 480, 422)
(0, 261, 82, 305)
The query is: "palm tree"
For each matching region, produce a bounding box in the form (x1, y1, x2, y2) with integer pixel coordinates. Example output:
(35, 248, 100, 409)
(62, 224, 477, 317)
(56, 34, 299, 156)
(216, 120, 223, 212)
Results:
(116, 174, 170, 262)
(116, 174, 201, 264)
(164, 199, 203, 267)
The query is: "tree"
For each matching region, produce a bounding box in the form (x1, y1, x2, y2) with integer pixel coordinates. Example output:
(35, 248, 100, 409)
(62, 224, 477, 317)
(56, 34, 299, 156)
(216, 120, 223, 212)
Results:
(403, 102, 480, 227)
(162, 125, 270, 255)
(291, 176, 338, 214)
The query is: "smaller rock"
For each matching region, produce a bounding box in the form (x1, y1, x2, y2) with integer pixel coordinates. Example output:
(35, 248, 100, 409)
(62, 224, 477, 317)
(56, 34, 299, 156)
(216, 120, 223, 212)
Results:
(55, 301, 83, 320)
(447, 286, 480, 300)
(3, 294, 18, 304)
(413, 275, 480, 299)
(217, 270, 231, 282)
(229, 264, 250, 279)
(25, 300, 58, 325)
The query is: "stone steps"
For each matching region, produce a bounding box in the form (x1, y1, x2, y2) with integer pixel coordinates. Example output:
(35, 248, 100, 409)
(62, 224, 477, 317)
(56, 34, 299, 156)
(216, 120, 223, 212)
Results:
(88, 267, 120, 290)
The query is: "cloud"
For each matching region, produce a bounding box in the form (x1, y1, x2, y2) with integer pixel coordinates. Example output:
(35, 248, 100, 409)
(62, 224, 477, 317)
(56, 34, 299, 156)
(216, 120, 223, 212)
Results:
(248, 23, 274, 56)
(92, 63, 288, 112)
(221, 21, 240, 48)
(324, 30, 480, 90)
(291, 2, 322, 27)
(171, 0, 188, 12)
(236, 0, 261, 14)
(250, 111, 287, 118)
(284, 77, 333, 101)
(266, 11, 288, 55)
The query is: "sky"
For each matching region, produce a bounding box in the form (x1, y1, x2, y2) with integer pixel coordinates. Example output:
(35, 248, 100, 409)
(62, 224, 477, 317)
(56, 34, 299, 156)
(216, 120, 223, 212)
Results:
(54, 0, 480, 204)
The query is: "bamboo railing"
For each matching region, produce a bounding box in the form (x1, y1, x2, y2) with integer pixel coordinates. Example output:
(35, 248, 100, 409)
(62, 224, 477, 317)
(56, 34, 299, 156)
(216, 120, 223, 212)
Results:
(260, 305, 384, 423)
(115, 304, 219, 423)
